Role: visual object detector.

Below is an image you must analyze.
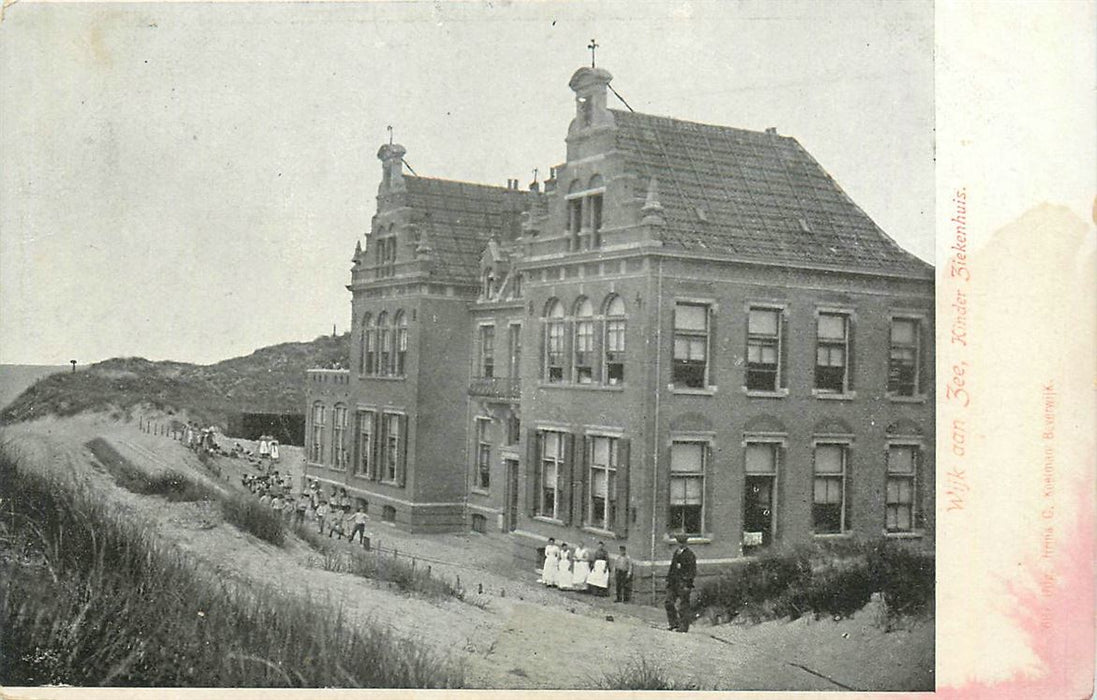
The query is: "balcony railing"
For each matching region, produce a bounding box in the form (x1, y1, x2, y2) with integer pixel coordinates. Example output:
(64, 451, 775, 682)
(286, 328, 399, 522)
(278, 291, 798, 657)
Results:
(468, 376, 521, 400)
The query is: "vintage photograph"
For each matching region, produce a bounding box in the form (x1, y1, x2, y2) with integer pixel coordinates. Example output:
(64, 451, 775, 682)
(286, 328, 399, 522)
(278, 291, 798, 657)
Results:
(1, 1, 940, 691)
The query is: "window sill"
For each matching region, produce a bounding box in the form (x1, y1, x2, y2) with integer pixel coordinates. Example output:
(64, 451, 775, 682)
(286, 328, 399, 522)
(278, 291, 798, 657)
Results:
(378, 480, 402, 487)
(812, 390, 857, 401)
(812, 532, 853, 539)
(662, 534, 712, 545)
(361, 375, 407, 382)
(887, 394, 928, 404)
(532, 516, 565, 526)
(883, 530, 926, 539)
(537, 382, 625, 392)
(743, 387, 789, 399)
(580, 526, 618, 539)
(470, 488, 490, 497)
(669, 385, 717, 396)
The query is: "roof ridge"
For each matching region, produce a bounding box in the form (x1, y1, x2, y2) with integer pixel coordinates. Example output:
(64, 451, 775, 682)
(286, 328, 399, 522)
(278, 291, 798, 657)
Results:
(405, 174, 525, 194)
(607, 108, 786, 140)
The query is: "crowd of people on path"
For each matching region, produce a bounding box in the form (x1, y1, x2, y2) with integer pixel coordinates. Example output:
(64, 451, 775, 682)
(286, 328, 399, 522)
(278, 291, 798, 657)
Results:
(243, 475, 373, 547)
(539, 539, 635, 602)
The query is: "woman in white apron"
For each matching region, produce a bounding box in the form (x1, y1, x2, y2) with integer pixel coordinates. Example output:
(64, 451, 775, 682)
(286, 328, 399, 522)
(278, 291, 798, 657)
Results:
(556, 543, 574, 590)
(587, 541, 610, 596)
(572, 542, 591, 591)
(540, 537, 560, 586)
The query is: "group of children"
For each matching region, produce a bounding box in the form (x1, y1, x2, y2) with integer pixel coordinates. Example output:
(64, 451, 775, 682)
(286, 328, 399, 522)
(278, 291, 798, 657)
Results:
(244, 475, 372, 546)
(539, 538, 635, 602)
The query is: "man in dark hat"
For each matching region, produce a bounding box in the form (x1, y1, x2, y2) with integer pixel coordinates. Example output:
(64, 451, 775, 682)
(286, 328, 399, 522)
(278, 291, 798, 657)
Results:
(665, 533, 697, 632)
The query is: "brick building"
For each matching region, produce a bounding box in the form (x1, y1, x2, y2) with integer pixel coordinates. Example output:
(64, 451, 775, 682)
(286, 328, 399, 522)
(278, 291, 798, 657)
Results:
(305, 65, 934, 595)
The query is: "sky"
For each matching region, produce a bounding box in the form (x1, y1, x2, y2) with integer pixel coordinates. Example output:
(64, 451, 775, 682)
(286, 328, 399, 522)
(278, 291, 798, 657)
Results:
(0, 0, 934, 366)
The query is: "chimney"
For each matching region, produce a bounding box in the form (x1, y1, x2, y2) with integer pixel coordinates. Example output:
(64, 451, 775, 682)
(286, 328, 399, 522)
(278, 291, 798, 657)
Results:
(377, 143, 407, 192)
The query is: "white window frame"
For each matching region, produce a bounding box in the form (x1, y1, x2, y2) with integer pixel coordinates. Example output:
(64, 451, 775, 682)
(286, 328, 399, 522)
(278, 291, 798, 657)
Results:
(745, 304, 785, 394)
(811, 439, 852, 534)
(742, 435, 786, 546)
(332, 404, 348, 471)
(478, 323, 496, 379)
(813, 308, 853, 396)
(537, 430, 565, 520)
(381, 411, 404, 483)
(474, 416, 492, 491)
(671, 300, 714, 391)
(667, 436, 710, 537)
(356, 409, 374, 477)
(573, 298, 595, 384)
(885, 439, 922, 533)
(310, 402, 326, 464)
(603, 295, 626, 386)
(587, 434, 619, 531)
(887, 312, 926, 399)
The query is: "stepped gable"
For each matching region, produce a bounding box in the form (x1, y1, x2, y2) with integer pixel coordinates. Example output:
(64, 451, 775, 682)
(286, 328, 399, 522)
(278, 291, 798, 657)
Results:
(403, 176, 536, 284)
(609, 109, 931, 277)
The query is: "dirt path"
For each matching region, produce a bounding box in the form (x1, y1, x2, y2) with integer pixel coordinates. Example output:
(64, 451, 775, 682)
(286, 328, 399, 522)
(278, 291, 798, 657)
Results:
(1, 414, 933, 691)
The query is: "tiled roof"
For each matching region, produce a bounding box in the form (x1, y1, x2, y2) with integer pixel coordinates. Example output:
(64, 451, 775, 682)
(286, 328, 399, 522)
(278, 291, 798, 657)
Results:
(609, 109, 931, 277)
(403, 177, 535, 283)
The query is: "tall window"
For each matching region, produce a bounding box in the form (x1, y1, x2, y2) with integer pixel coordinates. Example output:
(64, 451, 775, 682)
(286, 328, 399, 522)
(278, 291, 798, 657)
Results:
(744, 442, 779, 548)
(332, 404, 348, 469)
(394, 311, 408, 376)
(382, 413, 401, 482)
(673, 303, 709, 388)
(888, 317, 920, 396)
(359, 313, 372, 375)
(538, 431, 564, 519)
(566, 181, 583, 240)
(310, 402, 325, 463)
(479, 325, 495, 378)
(475, 418, 491, 490)
(376, 229, 396, 277)
(815, 312, 849, 393)
(813, 443, 847, 533)
(505, 412, 521, 446)
(886, 444, 918, 532)
(587, 175, 605, 248)
(544, 300, 565, 383)
(669, 441, 705, 535)
(364, 315, 376, 375)
(604, 295, 626, 385)
(588, 436, 618, 530)
(507, 324, 522, 379)
(356, 410, 374, 477)
(573, 298, 594, 383)
(377, 311, 391, 376)
(747, 307, 781, 391)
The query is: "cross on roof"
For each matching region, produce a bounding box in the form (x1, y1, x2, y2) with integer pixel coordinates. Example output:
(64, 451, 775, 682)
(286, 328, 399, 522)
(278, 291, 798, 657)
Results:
(588, 39, 599, 68)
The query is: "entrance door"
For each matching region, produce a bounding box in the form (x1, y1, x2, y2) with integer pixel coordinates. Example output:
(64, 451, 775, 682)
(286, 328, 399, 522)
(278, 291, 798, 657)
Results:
(505, 458, 519, 531)
(743, 475, 774, 549)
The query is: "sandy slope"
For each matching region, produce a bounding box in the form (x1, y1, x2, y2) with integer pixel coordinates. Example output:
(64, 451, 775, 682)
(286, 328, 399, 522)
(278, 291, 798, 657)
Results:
(0, 413, 933, 691)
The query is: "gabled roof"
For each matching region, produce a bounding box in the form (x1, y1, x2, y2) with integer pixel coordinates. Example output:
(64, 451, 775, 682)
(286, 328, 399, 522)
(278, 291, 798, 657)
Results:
(609, 109, 931, 277)
(403, 176, 535, 283)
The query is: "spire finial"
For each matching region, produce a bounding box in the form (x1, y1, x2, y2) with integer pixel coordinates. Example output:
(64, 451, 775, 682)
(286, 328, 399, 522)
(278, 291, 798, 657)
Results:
(588, 39, 599, 68)
(386, 125, 393, 145)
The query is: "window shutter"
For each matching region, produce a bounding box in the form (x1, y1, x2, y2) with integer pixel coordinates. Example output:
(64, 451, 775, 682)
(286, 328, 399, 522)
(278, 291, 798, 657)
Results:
(594, 318, 604, 383)
(845, 316, 856, 392)
(374, 414, 385, 481)
(774, 444, 785, 542)
(615, 438, 631, 536)
(843, 446, 853, 532)
(577, 435, 590, 526)
(914, 448, 925, 530)
(397, 415, 408, 487)
(564, 319, 575, 382)
(560, 433, 574, 524)
(526, 429, 539, 516)
(916, 318, 927, 395)
(779, 312, 790, 390)
(706, 305, 717, 387)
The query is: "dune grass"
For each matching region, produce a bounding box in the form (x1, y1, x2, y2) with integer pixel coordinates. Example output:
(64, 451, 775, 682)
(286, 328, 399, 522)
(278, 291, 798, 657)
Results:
(221, 492, 286, 547)
(294, 524, 460, 601)
(85, 437, 218, 502)
(0, 448, 463, 688)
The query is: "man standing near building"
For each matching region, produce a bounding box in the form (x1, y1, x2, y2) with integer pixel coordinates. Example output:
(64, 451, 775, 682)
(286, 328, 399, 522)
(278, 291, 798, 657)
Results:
(665, 534, 696, 632)
(614, 545, 634, 603)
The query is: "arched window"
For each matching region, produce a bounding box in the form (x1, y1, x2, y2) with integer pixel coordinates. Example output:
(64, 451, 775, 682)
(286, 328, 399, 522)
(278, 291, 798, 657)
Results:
(603, 295, 626, 385)
(543, 299, 565, 383)
(394, 311, 408, 376)
(377, 311, 391, 376)
(364, 313, 377, 375)
(573, 297, 594, 384)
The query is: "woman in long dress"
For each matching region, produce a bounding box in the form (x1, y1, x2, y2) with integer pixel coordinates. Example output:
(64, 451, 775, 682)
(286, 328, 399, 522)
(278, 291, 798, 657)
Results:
(587, 541, 611, 596)
(540, 537, 560, 586)
(572, 542, 591, 591)
(556, 543, 574, 590)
